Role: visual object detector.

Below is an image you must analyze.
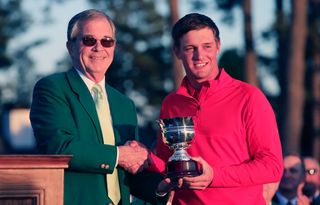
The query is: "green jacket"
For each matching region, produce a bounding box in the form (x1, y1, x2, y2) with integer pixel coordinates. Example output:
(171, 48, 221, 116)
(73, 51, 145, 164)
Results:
(30, 69, 163, 205)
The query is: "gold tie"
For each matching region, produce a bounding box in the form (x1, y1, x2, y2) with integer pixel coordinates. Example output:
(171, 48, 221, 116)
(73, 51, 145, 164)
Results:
(92, 84, 121, 205)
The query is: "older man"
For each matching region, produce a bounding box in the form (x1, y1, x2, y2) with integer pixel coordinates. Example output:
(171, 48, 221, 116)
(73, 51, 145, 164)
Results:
(30, 9, 161, 205)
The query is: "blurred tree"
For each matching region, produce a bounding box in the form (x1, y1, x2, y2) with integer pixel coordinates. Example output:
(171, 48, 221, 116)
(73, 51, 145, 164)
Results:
(263, 0, 318, 156)
(13, 40, 47, 107)
(0, 0, 30, 69)
(215, 0, 258, 86)
(310, 0, 320, 158)
(273, 0, 290, 148)
(0, 0, 63, 107)
(0, 0, 31, 106)
(0, 0, 67, 154)
(282, 0, 308, 154)
(169, 0, 184, 88)
(242, 0, 258, 86)
(218, 48, 245, 80)
(304, 0, 320, 157)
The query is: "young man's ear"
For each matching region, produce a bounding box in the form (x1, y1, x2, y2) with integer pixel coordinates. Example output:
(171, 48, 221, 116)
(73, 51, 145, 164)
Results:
(173, 46, 181, 59)
(216, 41, 221, 55)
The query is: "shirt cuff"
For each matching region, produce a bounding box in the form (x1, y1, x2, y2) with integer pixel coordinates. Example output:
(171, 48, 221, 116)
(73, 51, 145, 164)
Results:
(115, 146, 119, 167)
(147, 152, 166, 174)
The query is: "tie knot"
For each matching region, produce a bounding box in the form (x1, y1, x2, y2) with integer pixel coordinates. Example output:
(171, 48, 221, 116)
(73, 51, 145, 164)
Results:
(92, 84, 104, 104)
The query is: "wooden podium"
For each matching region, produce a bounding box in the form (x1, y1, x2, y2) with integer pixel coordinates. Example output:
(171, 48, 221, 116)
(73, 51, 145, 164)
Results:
(0, 155, 71, 205)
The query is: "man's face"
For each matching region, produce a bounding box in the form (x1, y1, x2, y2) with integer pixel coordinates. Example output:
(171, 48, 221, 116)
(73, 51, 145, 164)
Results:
(67, 17, 115, 82)
(279, 155, 305, 192)
(174, 27, 220, 85)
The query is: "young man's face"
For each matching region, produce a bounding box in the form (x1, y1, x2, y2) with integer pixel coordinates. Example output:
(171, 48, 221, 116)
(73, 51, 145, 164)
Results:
(174, 27, 220, 85)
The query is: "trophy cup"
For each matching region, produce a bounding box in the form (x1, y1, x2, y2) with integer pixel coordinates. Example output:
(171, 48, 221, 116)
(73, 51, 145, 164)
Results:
(158, 116, 202, 179)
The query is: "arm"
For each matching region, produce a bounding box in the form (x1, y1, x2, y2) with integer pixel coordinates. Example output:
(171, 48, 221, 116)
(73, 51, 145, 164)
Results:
(140, 127, 170, 174)
(160, 89, 283, 190)
(30, 77, 145, 174)
(211, 89, 283, 187)
(118, 142, 149, 174)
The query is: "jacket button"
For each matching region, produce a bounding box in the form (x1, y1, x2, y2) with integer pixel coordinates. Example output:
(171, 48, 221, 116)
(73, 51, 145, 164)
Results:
(100, 164, 109, 169)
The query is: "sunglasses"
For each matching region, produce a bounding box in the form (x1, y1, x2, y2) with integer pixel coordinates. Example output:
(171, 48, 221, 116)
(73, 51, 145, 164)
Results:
(284, 167, 301, 174)
(82, 36, 115, 48)
(306, 168, 318, 175)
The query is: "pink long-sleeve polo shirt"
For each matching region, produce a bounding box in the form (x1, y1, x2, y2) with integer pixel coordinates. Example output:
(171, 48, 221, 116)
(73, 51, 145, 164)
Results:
(150, 69, 283, 205)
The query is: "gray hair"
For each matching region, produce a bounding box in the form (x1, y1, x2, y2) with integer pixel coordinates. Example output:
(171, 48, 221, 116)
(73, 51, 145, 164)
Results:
(67, 9, 116, 41)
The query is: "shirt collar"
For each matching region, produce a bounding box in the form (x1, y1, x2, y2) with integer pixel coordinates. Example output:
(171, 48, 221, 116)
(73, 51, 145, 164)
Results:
(74, 68, 106, 95)
(276, 192, 297, 205)
(177, 68, 232, 98)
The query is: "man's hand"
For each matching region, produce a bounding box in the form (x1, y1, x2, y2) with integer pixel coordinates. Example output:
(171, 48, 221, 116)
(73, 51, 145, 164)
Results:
(297, 183, 311, 205)
(182, 157, 213, 190)
(156, 178, 183, 196)
(118, 140, 150, 174)
(263, 182, 280, 205)
(127, 140, 153, 170)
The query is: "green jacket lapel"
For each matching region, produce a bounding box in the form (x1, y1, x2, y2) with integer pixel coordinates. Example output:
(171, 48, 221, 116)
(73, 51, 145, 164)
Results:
(66, 69, 103, 144)
(105, 84, 122, 145)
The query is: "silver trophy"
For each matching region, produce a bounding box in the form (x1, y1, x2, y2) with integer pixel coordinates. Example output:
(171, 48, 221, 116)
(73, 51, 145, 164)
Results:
(158, 116, 201, 178)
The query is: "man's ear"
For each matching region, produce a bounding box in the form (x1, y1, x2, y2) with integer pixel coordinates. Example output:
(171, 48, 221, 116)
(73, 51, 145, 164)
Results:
(216, 41, 221, 55)
(66, 41, 73, 57)
(173, 46, 181, 59)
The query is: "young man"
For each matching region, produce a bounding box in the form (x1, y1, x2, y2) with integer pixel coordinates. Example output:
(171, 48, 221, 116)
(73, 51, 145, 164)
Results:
(149, 13, 283, 205)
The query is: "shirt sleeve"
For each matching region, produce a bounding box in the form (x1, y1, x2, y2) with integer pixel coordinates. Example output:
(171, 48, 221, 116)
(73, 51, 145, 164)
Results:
(147, 130, 171, 174)
(147, 103, 173, 174)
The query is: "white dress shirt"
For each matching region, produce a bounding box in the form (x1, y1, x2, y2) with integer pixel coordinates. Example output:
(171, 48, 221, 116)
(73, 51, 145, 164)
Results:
(75, 68, 119, 165)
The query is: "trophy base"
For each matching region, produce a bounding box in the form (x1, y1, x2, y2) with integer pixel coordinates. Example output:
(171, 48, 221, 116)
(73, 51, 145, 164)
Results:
(166, 160, 202, 179)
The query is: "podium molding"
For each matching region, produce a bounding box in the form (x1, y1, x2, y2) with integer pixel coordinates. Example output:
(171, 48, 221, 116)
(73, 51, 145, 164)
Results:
(0, 155, 71, 205)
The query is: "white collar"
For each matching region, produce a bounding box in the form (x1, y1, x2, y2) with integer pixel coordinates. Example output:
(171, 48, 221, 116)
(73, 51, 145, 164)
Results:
(74, 68, 107, 97)
(276, 192, 297, 205)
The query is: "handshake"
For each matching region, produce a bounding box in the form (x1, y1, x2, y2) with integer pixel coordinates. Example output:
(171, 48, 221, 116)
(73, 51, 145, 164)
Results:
(118, 140, 152, 174)
(118, 140, 214, 195)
